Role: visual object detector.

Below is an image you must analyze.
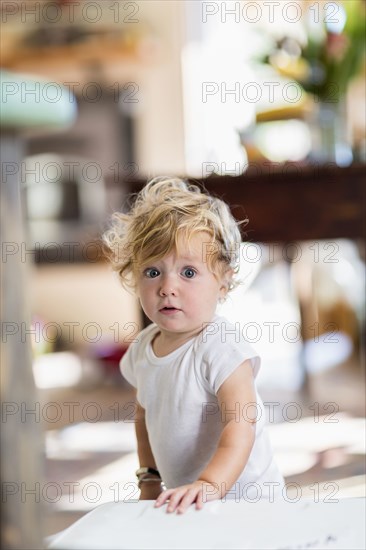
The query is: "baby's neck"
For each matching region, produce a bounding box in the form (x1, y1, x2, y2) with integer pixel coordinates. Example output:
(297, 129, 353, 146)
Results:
(152, 314, 220, 357)
(152, 330, 197, 357)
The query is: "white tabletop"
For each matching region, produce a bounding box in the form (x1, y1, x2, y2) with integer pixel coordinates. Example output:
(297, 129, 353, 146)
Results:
(48, 497, 365, 550)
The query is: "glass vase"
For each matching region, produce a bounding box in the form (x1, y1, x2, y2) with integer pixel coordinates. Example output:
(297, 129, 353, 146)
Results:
(308, 99, 353, 166)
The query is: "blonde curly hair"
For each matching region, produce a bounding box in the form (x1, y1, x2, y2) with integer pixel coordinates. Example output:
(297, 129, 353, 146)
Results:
(102, 176, 247, 292)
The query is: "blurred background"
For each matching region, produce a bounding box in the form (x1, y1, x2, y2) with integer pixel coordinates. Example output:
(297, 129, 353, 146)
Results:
(1, 0, 365, 547)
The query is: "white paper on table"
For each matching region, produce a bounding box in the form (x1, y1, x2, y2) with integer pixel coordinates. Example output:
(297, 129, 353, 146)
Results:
(47, 497, 365, 550)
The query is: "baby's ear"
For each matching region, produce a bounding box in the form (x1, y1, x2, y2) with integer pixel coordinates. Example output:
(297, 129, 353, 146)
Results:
(225, 267, 234, 283)
(220, 267, 234, 293)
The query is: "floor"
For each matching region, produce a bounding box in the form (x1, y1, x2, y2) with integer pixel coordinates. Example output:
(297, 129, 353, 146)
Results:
(41, 355, 365, 539)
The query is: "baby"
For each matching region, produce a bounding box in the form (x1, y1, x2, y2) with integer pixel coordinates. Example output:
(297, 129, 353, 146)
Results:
(103, 177, 284, 514)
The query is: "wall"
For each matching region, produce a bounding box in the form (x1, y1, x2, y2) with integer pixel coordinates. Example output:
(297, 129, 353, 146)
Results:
(29, 263, 142, 348)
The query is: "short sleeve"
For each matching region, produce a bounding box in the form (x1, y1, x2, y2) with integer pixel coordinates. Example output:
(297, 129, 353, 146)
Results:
(120, 343, 137, 388)
(200, 325, 261, 395)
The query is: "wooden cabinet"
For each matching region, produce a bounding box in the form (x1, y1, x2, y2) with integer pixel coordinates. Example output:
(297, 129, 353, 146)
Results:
(127, 164, 366, 243)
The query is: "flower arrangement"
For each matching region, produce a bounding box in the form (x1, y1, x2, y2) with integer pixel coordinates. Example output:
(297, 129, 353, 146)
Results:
(261, 0, 365, 102)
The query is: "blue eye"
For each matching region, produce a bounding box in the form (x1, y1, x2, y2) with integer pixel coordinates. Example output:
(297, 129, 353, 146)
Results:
(183, 267, 196, 278)
(145, 268, 160, 278)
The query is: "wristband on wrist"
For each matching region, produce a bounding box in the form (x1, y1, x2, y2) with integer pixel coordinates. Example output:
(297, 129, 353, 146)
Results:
(137, 477, 166, 490)
(135, 467, 161, 479)
(135, 467, 166, 491)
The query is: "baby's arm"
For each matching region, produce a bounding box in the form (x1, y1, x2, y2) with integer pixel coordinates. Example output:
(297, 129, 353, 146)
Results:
(154, 359, 256, 513)
(135, 400, 164, 500)
(197, 359, 256, 492)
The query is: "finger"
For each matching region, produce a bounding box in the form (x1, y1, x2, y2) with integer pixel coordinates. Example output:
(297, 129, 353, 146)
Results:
(154, 489, 174, 507)
(176, 488, 199, 514)
(166, 489, 187, 513)
(195, 489, 204, 510)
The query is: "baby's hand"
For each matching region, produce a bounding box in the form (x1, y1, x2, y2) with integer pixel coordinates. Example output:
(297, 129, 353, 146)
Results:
(154, 480, 219, 514)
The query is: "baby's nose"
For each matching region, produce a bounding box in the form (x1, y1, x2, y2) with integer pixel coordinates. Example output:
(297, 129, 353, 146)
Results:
(159, 275, 177, 296)
(159, 285, 177, 296)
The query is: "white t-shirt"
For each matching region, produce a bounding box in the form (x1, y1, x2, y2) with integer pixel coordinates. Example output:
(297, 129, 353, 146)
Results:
(120, 314, 284, 501)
